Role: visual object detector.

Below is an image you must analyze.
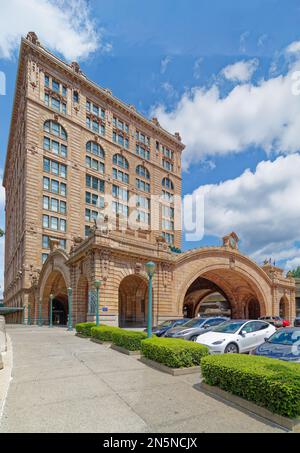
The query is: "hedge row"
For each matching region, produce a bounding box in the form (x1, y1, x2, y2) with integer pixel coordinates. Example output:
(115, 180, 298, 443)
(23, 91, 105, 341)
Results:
(201, 354, 300, 418)
(141, 337, 209, 368)
(112, 330, 147, 351)
(75, 323, 96, 337)
(91, 325, 122, 342)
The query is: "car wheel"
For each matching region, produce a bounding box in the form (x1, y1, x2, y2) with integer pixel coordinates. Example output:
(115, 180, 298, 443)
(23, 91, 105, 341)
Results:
(190, 335, 198, 342)
(224, 343, 239, 354)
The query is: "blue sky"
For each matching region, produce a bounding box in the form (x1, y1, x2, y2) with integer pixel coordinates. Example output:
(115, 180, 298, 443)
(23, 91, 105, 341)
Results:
(1, 0, 300, 296)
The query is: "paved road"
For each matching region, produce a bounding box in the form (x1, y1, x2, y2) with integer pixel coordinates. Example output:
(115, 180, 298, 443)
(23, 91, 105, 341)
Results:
(0, 326, 285, 433)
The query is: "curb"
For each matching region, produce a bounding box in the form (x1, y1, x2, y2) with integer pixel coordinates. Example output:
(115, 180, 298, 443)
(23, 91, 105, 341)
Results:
(111, 344, 141, 356)
(140, 356, 201, 376)
(196, 382, 300, 432)
(90, 338, 112, 346)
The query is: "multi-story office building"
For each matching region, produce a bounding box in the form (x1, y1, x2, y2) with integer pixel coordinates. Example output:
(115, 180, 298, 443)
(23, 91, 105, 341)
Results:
(3, 33, 295, 327)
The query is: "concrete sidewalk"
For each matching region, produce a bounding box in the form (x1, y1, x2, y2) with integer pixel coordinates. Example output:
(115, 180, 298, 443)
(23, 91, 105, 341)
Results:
(0, 326, 285, 433)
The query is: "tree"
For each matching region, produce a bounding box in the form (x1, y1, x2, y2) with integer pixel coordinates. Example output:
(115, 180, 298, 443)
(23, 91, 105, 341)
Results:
(291, 267, 300, 278)
(0, 229, 4, 238)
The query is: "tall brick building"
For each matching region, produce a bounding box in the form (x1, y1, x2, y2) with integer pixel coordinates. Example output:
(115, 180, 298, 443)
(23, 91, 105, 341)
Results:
(3, 33, 295, 327)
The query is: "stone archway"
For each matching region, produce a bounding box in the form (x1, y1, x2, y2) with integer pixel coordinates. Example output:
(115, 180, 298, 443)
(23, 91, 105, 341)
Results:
(174, 248, 271, 321)
(119, 275, 148, 327)
(279, 296, 289, 319)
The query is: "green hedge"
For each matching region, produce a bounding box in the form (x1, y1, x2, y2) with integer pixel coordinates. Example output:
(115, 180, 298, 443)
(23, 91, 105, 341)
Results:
(91, 325, 122, 342)
(141, 337, 209, 368)
(75, 322, 96, 337)
(201, 354, 300, 418)
(112, 330, 147, 351)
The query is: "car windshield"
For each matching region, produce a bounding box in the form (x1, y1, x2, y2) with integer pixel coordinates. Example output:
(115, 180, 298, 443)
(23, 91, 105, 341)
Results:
(158, 321, 176, 327)
(212, 321, 245, 334)
(268, 330, 300, 345)
(180, 318, 206, 328)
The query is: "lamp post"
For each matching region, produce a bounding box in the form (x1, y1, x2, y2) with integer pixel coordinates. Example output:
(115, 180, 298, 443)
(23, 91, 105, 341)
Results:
(67, 287, 73, 331)
(94, 280, 101, 327)
(38, 298, 42, 327)
(145, 261, 156, 338)
(49, 294, 54, 328)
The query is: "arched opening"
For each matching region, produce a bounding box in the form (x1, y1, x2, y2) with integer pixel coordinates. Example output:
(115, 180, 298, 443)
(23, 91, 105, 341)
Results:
(76, 275, 89, 323)
(41, 270, 68, 326)
(182, 269, 265, 321)
(279, 296, 289, 319)
(119, 275, 148, 328)
(183, 277, 232, 319)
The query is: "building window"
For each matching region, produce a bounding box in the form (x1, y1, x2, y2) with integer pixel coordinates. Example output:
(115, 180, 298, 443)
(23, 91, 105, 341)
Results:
(44, 120, 67, 141)
(85, 208, 99, 222)
(136, 195, 150, 210)
(136, 179, 150, 193)
(162, 146, 174, 160)
(136, 165, 150, 180)
(73, 90, 79, 103)
(136, 144, 150, 160)
(162, 232, 174, 245)
(113, 131, 129, 149)
(44, 93, 66, 115)
(85, 191, 105, 209)
(86, 156, 105, 174)
(42, 235, 66, 250)
(85, 225, 92, 238)
(162, 159, 174, 172)
(112, 154, 129, 170)
(86, 100, 105, 120)
(86, 174, 105, 193)
(86, 141, 105, 159)
(43, 137, 67, 158)
(43, 177, 67, 197)
(162, 177, 174, 191)
(136, 131, 150, 146)
(42, 253, 49, 264)
(43, 158, 67, 179)
(112, 201, 129, 218)
(136, 210, 150, 225)
(86, 117, 105, 136)
(112, 185, 129, 202)
(112, 168, 129, 184)
(113, 117, 129, 133)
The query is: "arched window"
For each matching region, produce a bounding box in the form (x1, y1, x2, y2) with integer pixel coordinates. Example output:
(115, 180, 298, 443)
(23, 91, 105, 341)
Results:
(113, 154, 129, 170)
(44, 120, 67, 140)
(162, 177, 174, 191)
(86, 141, 105, 159)
(136, 165, 150, 180)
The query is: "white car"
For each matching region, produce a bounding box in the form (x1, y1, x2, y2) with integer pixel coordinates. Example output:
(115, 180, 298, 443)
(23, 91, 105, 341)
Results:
(196, 319, 276, 354)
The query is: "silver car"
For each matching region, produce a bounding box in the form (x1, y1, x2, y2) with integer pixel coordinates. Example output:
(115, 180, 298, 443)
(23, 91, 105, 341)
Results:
(163, 317, 228, 341)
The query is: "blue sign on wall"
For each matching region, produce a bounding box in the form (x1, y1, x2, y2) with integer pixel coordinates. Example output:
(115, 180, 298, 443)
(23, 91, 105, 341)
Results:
(102, 307, 108, 312)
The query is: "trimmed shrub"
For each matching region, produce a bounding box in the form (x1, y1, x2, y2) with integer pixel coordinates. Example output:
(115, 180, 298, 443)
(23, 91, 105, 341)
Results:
(75, 322, 96, 337)
(201, 354, 300, 418)
(91, 325, 122, 342)
(112, 330, 147, 351)
(141, 337, 209, 368)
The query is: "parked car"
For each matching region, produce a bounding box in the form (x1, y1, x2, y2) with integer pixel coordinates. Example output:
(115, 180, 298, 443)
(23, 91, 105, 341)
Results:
(259, 316, 289, 328)
(251, 328, 300, 363)
(145, 318, 190, 337)
(196, 319, 276, 354)
(163, 317, 228, 341)
(294, 318, 300, 327)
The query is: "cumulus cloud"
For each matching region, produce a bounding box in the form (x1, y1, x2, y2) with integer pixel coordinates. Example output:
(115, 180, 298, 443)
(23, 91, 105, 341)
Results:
(0, 0, 108, 61)
(286, 41, 300, 55)
(222, 59, 259, 82)
(185, 154, 300, 267)
(154, 56, 300, 170)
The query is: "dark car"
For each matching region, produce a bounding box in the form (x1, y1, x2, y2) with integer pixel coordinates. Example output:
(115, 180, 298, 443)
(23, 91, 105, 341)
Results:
(294, 318, 300, 327)
(163, 317, 228, 341)
(252, 327, 300, 363)
(259, 316, 287, 328)
(145, 319, 190, 337)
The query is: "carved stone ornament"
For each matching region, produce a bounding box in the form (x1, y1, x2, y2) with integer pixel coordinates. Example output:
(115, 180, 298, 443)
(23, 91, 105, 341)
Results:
(135, 263, 142, 274)
(223, 232, 239, 250)
(26, 32, 40, 46)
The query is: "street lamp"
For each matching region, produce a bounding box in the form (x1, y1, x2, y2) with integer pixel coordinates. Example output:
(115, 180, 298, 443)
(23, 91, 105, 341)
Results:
(67, 287, 73, 331)
(49, 294, 54, 328)
(94, 280, 101, 327)
(38, 298, 42, 327)
(145, 261, 156, 338)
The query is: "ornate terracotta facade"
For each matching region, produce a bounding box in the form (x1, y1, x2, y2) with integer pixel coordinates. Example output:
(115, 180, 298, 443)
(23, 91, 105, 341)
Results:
(3, 33, 296, 326)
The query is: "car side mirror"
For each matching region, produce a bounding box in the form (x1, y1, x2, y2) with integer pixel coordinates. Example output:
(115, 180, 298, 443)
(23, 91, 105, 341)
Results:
(264, 337, 268, 342)
(240, 330, 247, 337)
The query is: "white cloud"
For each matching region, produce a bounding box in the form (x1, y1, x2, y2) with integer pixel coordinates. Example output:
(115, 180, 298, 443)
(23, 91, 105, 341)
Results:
(257, 34, 268, 48)
(0, 0, 107, 61)
(186, 154, 300, 267)
(193, 58, 203, 80)
(239, 31, 250, 53)
(154, 56, 300, 170)
(222, 59, 259, 82)
(160, 56, 172, 74)
(286, 41, 300, 55)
